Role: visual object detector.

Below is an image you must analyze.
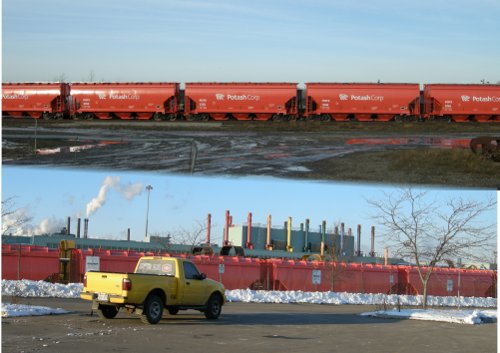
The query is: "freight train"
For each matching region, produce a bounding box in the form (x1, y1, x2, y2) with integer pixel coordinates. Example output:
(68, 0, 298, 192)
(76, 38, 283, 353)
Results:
(2, 82, 499, 123)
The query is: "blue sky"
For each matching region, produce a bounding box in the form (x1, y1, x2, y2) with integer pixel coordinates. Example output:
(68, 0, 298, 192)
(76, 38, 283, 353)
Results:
(2, 166, 497, 256)
(2, 0, 500, 83)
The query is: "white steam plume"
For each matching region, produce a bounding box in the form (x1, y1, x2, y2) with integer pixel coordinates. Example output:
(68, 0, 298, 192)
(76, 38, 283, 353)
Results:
(85, 176, 143, 217)
(2, 214, 65, 236)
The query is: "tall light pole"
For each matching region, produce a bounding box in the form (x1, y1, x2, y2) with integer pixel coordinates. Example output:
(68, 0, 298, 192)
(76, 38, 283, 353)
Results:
(144, 185, 153, 242)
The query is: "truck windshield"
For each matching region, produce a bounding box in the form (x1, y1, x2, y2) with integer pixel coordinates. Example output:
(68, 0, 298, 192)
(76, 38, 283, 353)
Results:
(135, 259, 176, 276)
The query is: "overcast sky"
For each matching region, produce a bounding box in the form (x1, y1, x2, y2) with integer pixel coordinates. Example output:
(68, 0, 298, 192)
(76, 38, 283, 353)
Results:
(3, 0, 500, 83)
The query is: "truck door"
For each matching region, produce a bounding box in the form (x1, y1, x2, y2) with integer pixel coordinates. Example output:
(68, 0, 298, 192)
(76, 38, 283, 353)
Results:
(182, 261, 207, 305)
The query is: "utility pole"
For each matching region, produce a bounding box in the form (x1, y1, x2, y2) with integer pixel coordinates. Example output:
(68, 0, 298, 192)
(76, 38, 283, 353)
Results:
(144, 185, 153, 242)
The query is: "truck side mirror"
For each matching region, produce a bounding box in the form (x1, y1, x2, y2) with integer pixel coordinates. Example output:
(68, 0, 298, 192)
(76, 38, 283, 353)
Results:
(198, 273, 207, 280)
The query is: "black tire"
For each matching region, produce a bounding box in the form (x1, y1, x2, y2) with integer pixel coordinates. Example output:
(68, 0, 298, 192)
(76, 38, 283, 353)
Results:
(141, 294, 164, 324)
(168, 307, 179, 315)
(204, 293, 222, 320)
(97, 305, 118, 319)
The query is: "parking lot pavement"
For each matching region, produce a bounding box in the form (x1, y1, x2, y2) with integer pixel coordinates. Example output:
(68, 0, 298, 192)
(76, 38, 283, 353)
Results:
(2, 298, 496, 353)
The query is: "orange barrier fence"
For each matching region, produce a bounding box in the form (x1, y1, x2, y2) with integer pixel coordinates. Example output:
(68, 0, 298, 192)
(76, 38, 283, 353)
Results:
(1, 245, 496, 297)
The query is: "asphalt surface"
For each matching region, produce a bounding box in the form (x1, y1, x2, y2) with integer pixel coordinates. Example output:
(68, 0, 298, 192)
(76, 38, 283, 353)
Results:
(2, 297, 497, 353)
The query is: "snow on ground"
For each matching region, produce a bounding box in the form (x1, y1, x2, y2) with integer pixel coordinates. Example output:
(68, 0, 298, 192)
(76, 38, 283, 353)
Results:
(1, 303, 69, 317)
(1, 280, 497, 324)
(361, 309, 497, 325)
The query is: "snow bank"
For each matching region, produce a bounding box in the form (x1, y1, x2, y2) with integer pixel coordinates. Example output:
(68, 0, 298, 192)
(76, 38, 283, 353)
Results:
(2, 280, 83, 298)
(225, 289, 497, 308)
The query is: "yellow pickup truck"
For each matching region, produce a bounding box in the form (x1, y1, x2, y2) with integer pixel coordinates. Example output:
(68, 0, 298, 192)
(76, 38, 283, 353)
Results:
(80, 256, 226, 324)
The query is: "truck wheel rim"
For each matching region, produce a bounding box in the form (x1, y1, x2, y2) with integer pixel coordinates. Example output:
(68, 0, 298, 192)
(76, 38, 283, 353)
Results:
(211, 301, 220, 314)
(150, 302, 161, 318)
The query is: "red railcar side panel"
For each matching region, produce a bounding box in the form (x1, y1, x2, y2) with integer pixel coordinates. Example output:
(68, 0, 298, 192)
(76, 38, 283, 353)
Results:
(70, 82, 180, 119)
(2, 83, 67, 118)
(184, 82, 298, 120)
(424, 84, 500, 122)
(305, 83, 420, 121)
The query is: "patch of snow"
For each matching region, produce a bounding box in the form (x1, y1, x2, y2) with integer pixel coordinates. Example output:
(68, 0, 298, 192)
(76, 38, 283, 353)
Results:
(361, 309, 497, 325)
(285, 166, 311, 172)
(1, 303, 69, 317)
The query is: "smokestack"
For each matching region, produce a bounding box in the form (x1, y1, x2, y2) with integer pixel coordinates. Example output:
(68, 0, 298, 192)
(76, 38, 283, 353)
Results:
(370, 226, 375, 257)
(84, 218, 89, 239)
(356, 224, 361, 256)
(305, 218, 310, 251)
(321, 220, 326, 256)
(77, 218, 81, 239)
(334, 226, 338, 236)
(67, 217, 71, 235)
(340, 222, 345, 255)
(127, 228, 131, 241)
(224, 210, 230, 246)
(266, 214, 272, 250)
(246, 212, 253, 249)
(206, 213, 211, 245)
(284, 221, 287, 245)
(286, 217, 293, 252)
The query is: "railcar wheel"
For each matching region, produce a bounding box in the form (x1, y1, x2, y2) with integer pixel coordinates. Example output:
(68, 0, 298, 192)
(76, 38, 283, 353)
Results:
(204, 293, 222, 320)
(141, 294, 164, 324)
(97, 305, 118, 319)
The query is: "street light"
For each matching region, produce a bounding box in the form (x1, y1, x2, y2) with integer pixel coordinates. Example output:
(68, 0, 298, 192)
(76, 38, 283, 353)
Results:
(144, 185, 153, 242)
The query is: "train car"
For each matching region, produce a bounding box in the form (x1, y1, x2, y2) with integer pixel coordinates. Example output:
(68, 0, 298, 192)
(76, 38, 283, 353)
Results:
(423, 84, 499, 122)
(305, 83, 421, 121)
(69, 82, 180, 120)
(184, 82, 298, 121)
(2, 82, 69, 119)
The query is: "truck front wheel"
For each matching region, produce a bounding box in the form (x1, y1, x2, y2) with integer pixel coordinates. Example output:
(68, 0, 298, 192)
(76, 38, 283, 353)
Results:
(97, 305, 118, 319)
(141, 294, 164, 324)
(204, 293, 222, 320)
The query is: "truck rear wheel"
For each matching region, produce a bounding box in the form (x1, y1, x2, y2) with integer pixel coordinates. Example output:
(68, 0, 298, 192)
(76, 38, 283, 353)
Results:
(204, 293, 222, 320)
(141, 294, 164, 324)
(97, 305, 118, 319)
(168, 307, 179, 315)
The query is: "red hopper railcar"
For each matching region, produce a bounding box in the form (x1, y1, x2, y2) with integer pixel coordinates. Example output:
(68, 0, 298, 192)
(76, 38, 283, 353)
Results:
(2, 82, 69, 119)
(184, 82, 298, 121)
(69, 82, 180, 120)
(423, 84, 499, 122)
(305, 83, 421, 121)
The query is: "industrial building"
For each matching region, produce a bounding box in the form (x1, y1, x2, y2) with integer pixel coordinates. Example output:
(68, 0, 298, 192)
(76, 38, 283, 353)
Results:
(2, 212, 401, 264)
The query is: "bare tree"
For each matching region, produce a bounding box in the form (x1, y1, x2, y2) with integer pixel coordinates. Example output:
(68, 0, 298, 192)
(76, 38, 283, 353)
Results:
(170, 220, 208, 251)
(368, 188, 496, 309)
(2, 196, 33, 235)
(53, 73, 67, 82)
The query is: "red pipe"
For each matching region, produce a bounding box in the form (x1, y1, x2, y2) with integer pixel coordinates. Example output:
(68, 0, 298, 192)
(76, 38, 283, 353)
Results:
(246, 212, 253, 249)
(224, 210, 230, 246)
(206, 213, 211, 244)
(370, 226, 375, 257)
(266, 214, 272, 250)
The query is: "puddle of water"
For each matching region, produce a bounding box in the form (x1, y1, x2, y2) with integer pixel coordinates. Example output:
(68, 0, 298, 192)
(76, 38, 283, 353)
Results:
(36, 141, 124, 155)
(346, 137, 470, 148)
